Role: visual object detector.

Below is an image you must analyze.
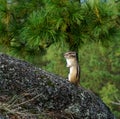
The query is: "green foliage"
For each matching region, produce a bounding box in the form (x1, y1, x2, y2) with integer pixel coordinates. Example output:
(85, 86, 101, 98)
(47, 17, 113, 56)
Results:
(0, 0, 120, 118)
(100, 83, 120, 118)
(80, 39, 120, 91)
(100, 83, 119, 107)
(42, 43, 69, 77)
(20, 0, 84, 52)
(81, 0, 119, 43)
(1, 0, 119, 56)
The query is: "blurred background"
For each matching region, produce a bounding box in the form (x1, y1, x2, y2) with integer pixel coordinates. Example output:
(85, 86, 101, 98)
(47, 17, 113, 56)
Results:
(0, 0, 120, 118)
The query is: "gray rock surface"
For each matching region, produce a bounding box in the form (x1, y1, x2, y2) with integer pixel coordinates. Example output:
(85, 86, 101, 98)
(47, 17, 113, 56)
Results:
(0, 53, 115, 119)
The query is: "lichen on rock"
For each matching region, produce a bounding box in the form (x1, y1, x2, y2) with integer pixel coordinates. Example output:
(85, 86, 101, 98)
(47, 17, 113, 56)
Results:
(0, 53, 115, 119)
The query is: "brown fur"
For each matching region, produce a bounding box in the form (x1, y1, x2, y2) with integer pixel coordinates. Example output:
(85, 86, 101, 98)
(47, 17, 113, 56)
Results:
(64, 51, 80, 86)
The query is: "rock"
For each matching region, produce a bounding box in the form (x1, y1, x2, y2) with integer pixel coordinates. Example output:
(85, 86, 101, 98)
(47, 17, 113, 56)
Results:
(0, 53, 115, 119)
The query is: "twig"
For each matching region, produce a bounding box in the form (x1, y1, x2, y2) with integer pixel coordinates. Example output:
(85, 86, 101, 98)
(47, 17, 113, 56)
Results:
(13, 94, 40, 108)
(111, 101, 120, 106)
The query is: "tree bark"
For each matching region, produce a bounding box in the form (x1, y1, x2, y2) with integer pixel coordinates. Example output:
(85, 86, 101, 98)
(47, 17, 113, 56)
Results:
(0, 53, 115, 119)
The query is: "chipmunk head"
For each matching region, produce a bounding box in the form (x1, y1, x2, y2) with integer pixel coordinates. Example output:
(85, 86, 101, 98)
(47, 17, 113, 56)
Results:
(64, 51, 78, 67)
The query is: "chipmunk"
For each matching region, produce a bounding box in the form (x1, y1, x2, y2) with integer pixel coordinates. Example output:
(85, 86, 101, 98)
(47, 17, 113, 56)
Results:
(64, 51, 80, 86)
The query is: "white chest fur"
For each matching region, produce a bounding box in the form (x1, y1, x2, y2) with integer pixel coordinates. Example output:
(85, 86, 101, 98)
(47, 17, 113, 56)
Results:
(68, 66, 77, 81)
(66, 58, 75, 67)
